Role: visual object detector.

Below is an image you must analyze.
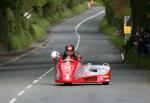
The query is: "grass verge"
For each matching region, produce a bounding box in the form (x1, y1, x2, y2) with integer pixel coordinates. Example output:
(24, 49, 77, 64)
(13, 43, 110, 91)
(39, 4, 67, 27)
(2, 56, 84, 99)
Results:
(126, 49, 150, 69)
(99, 17, 125, 50)
(99, 17, 150, 69)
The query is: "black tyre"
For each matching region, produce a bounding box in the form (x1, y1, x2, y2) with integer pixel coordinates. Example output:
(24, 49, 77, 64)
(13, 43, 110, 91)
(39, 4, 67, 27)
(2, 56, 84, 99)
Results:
(102, 82, 109, 85)
(64, 83, 72, 86)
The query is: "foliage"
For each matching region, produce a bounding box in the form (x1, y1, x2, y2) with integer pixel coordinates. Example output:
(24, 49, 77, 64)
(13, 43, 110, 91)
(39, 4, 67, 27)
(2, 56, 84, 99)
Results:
(99, 0, 150, 68)
(32, 0, 48, 7)
(0, 0, 87, 52)
(102, 0, 115, 25)
(99, 17, 125, 50)
(128, 0, 150, 49)
(126, 49, 150, 69)
(101, 0, 130, 35)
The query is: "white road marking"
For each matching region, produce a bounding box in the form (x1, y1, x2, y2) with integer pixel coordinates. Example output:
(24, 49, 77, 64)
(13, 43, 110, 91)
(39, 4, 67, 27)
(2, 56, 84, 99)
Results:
(8, 8, 105, 103)
(75, 10, 105, 50)
(33, 80, 39, 84)
(26, 84, 33, 89)
(38, 76, 43, 80)
(8, 68, 54, 103)
(42, 74, 46, 77)
(48, 68, 54, 72)
(9, 98, 17, 103)
(17, 90, 26, 96)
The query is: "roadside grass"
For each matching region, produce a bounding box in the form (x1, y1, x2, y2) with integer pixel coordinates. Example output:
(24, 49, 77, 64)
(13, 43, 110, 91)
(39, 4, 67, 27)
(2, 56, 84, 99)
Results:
(8, 2, 87, 52)
(9, 32, 32, 51)
(99, 17, 150, 69)
(99, 17, 125, 51)
(126, 49, 150, 69)
(7, 19, 49, 51)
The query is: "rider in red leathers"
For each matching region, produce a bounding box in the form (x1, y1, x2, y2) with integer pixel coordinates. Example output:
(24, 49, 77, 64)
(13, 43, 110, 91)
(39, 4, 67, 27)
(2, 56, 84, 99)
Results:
(61, 43, 81, 61)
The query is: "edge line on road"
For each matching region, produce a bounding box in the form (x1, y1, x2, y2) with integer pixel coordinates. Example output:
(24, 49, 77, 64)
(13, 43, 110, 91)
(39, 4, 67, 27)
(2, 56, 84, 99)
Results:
(8, 67, 54, 103)
(9, 98, 17, 103)
(75, 10, 105, 51)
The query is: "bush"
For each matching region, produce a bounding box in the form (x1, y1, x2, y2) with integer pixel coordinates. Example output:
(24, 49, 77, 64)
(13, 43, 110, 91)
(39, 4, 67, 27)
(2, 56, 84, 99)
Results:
(0, 1, 87, 52)
(126, 49, 150, 69)
(8, 31, 32, 50)
(46, 1, 87, 23)
(72, 2, 87, 14)
(31, 19, 49, 39)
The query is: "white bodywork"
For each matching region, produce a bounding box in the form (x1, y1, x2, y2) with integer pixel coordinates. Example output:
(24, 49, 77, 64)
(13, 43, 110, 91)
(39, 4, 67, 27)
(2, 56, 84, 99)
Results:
(75, 63, 110, 79)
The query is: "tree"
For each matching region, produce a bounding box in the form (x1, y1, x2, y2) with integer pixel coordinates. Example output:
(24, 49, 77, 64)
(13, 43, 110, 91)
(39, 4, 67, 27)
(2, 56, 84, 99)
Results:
(0, 0, 85, 51)
(102, 0, 115, 25)
(128, 0, 150, 48)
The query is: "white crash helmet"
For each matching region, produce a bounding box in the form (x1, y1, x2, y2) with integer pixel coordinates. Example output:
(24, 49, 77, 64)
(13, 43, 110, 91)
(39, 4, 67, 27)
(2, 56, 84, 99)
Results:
(51, 51, 60, 59)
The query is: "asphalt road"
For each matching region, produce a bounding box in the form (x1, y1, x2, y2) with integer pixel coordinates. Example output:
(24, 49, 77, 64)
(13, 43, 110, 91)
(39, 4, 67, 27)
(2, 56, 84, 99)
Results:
(0, 7, 150, 103)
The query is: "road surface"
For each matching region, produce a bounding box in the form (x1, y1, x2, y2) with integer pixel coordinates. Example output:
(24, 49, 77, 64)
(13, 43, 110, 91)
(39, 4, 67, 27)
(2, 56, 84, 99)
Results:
(0, 7, 150, 103)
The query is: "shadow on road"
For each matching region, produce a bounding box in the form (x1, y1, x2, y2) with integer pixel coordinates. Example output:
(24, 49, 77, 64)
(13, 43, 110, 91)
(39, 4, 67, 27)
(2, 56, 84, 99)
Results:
(36, 82, 112, 87)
